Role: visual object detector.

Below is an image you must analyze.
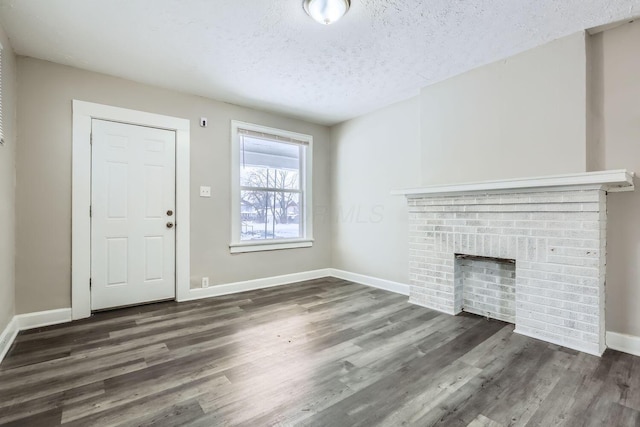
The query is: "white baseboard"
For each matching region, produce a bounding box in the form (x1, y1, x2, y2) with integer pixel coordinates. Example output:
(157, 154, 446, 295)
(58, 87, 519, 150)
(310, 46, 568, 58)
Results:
(0, 308, 73, 363)
(606, 331, 640, 357)
(0, 317, 18, 363)
(179, 269, 333, 302)
(329, 269, 410, 296)
(16, 308, 73, 330)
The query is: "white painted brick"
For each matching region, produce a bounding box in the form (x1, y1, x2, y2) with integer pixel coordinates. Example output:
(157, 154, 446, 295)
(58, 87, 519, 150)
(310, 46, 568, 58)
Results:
(547, 237, 599, 249)
(527, 194, 565, 203)
(548, 246, 599, 258)
(564, 229, 601, 240)
(548, 255, 601, 269)
(531, 228, 565, 238)
(406, 188, 607, 354)
(562, 265, 599, 278)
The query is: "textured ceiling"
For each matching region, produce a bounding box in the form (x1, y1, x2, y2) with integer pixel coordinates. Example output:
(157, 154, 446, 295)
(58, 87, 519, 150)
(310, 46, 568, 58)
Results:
(0, 0, 639, 125)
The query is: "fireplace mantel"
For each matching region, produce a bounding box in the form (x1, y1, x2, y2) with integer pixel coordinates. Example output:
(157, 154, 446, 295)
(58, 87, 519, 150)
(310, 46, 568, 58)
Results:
(392, 170, 634, 197)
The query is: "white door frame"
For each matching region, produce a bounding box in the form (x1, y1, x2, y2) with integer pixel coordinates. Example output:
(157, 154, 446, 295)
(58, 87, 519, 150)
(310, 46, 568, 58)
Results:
(72, 100, 190, 320)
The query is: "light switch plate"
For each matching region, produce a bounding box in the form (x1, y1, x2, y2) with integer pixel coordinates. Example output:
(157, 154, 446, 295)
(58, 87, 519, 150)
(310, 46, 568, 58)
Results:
(200, 186, 211, 197)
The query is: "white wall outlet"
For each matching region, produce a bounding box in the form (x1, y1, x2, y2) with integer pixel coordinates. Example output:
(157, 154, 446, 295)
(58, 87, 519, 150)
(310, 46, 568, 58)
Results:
(200, 117, 208, 127)
(200, 186, 211, 197)
(202, 277, 210, 288)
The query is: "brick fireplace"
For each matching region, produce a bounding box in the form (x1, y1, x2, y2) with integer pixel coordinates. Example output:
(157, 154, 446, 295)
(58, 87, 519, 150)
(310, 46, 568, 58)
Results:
(394, 170, 635, 356)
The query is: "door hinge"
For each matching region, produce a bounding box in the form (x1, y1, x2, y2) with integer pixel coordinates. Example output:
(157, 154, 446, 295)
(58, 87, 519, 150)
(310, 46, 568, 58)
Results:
(89, 278, 92, 288)
(90, 132, 93, 145)
(89, 205, 92, 217)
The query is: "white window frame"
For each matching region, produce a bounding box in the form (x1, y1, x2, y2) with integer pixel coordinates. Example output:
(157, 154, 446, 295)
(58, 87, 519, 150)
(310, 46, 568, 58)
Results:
(230, 120, 313, 253)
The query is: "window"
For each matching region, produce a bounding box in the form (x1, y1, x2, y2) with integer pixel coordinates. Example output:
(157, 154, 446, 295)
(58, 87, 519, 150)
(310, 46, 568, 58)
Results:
(230, 121, 313, 253)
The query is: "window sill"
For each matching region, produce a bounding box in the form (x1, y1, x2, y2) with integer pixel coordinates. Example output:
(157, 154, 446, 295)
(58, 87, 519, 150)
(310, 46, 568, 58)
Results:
(229, 239, 314, 254)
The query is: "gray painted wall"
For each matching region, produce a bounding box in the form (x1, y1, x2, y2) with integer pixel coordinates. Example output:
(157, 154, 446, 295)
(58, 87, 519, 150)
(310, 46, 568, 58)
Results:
(0, 23, 17, 333)
(331, 96, 421, 283)
(421, 32, 588, 185)
(15, 57, 331, 314)
(594, 20, 640, 337)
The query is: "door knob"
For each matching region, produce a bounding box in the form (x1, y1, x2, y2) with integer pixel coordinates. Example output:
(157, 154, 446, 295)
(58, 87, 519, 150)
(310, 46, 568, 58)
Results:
(166, 222, 174, 229)
(167, 210, 173, 216)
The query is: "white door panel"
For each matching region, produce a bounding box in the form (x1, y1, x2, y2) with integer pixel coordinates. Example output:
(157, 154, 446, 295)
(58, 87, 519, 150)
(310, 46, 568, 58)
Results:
(91, 119, 176, 310)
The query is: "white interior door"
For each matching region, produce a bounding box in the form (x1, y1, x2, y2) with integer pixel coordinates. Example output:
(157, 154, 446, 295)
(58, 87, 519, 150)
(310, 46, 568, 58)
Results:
(91, 119, 176, 310)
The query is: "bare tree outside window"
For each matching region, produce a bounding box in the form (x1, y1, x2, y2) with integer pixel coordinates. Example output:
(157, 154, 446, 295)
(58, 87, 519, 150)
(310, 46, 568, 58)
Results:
(239, 142, 303, 240)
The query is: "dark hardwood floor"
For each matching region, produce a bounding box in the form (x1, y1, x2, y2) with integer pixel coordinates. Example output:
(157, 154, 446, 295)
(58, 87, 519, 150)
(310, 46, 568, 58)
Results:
(1, 278, 639, 426)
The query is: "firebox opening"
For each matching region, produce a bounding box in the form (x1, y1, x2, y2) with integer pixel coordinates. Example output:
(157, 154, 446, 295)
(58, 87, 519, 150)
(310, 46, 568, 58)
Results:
(455, 254, 516, 324)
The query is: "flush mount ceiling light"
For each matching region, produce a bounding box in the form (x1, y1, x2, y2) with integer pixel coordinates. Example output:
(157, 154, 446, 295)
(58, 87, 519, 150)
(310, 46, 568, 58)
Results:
(303, 0, 351, 25)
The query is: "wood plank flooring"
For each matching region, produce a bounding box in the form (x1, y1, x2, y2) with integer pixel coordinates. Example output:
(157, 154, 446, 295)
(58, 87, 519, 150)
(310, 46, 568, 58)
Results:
(1, 277, 639, 426)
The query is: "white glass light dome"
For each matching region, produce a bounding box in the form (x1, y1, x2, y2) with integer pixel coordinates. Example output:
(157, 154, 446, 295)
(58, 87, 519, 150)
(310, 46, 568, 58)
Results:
(303, 0, 351, 25)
